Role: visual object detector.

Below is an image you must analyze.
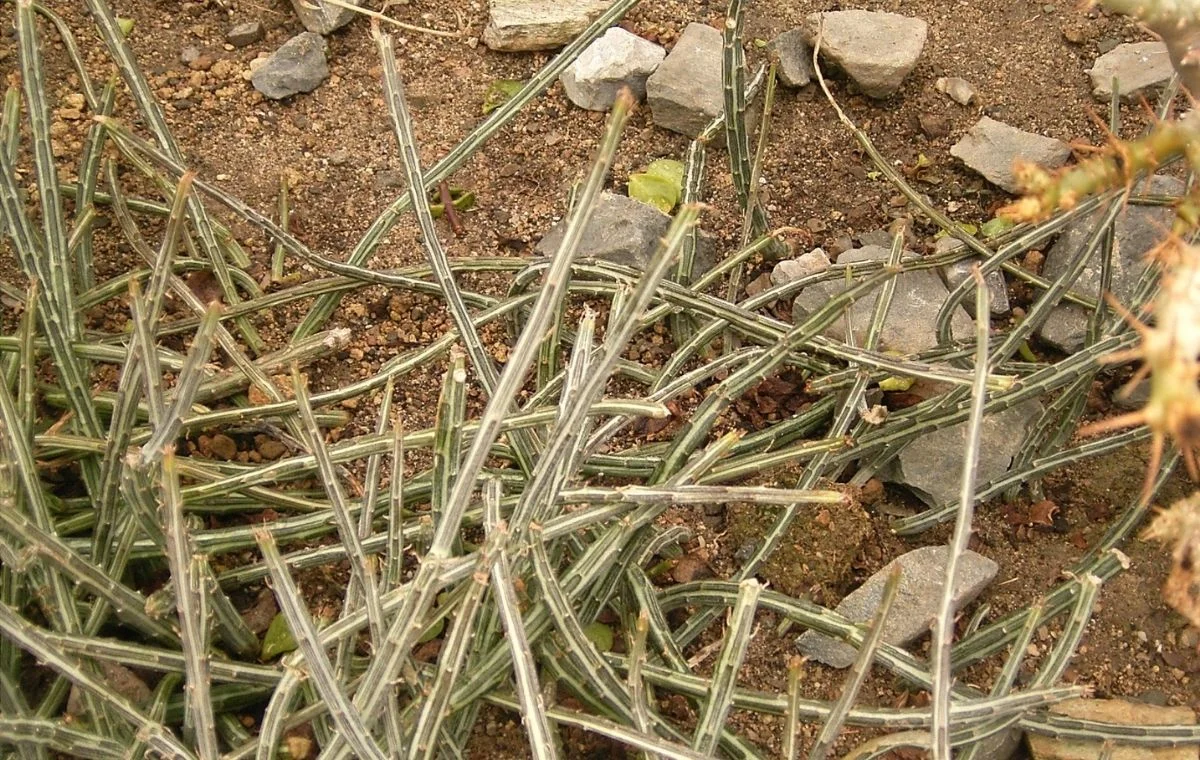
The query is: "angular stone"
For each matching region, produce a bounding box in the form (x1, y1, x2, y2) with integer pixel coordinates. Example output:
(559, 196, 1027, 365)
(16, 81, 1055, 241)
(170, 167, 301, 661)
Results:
(802, 11, 927, 98)
(1113, 377, 1151, 411)
(767, 28, 813, 88)
(1028, 698, 1197, 760)
(950, 117, 1071, 193)
(797, 546, 999, 668)
(226, 20, 265, 47)
(647, 23, 723, 137)
(791, 245, 973, 354)
(67, 662, 151, 718)
(950, 116, 1075, 192)
(974, 729, 1023, 760)
(771, 248, 830, 286)
(882, 400, 1041, 507)
(1038, 174, 1184, 352)
(857, 229, 894, 249)
(560, 27, 664, 111)
(936, 238, 1010, 317)
(291, 0, 362, 35)
(941, 258, 1010, 316)
(483, 0, 612, 52)
(251, 32, 329, 100)
(1089, 41, 1173, 102)
(535, 192, 716, 275)
(935, 76, 977, 105)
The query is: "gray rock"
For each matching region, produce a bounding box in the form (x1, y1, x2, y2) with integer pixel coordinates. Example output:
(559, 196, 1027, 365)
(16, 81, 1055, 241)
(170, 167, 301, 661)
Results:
(797, 546, 999, 668)
(791, 245, 974, 354)
(67, 662, 151, 718)
(802, 11, 928, 98)
(1113, 377, 1150, 411)
(950, 117, 1072, 194)
(974, 729, 1023, 760)
(1089, 41, 1173, 102)
(483, 0, 612, 51)
(291, 0, 362, 35)
(1027, 698, 1198, 760)
(1038, 174, 1184, 351)
(771, 248, 830, 286)
(935, 76, 977, 105)
(251, 32, 329, 100)
(882, 400, 1042, 507)
(226, 20, 265, 47)
(560, 27, 665, 111)
(857, 229, 894, 249)
(647, 23, 724, 137)
(767, 29, 813, 88)
(536, 192, 716, 275)
(936, 238, 1010, 317)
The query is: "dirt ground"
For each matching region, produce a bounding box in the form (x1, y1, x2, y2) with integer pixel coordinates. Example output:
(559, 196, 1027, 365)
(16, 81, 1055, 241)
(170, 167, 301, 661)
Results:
(5, 0, 1200, 756)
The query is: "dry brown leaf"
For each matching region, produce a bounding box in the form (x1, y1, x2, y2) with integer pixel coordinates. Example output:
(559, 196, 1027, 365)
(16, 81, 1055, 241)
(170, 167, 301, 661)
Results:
(1144, 494, 1200, 629)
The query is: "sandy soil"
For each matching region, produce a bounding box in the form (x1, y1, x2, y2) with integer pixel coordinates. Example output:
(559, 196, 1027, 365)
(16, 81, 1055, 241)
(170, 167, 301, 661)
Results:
(3, 0, 1199, 756)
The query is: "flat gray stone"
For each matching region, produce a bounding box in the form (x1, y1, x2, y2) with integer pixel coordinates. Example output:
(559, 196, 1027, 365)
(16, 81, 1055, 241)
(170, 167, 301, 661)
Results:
(1089, 41, 1173, 102)
(857, 229, 894, 249)
(797, 546, 999, 668)
(1038, 174, 1184, 351)
(974, 729, 1023, 760)
(936, 238, 1010, 317)
(561, 27, 664, 110)
(803, 11, 927, 98)
(767, 28, 813, 88)
(251, 32, 329, 100)
(647, 23, 723, 137)
(772, 248, 830, 286)
(936, 76, 977, 105)
(1113, 377, 1151, 411)
(483, 0, 612, 51)
(791, 245, 974, 354)
(950, 117, 1071, 194)
(882, 400, 1042, 507)
(291, 0, 361, 35)
(226, 21, 264, 48)
(942, 257, 1010, 316)
(536, 192, 715, 275)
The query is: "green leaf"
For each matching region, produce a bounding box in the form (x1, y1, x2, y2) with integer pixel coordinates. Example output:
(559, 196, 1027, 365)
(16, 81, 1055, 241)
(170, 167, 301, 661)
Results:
(418, 591, 452, 643)
(628, 158, 684, 213)
(417, 617, 445, 643)
(879, 375, 915, 392)
(427, 187, 476, 218)
(934, 223, 978, 240)
(260, 613, 297, 661)
(980, 216, 1015, 238)
(646, 158, 684, 186)
(482, 79, 524, 114)
(117, 17, 135, 37)
(628, 174, 677, 213)
(583, 621, 614, 652)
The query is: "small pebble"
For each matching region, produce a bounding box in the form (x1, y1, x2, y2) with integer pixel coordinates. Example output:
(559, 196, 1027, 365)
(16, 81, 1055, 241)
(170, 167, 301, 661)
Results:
(226, 20, 264, 48)
(935, 76, 977, 106)
(208, 433, 238, 461)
